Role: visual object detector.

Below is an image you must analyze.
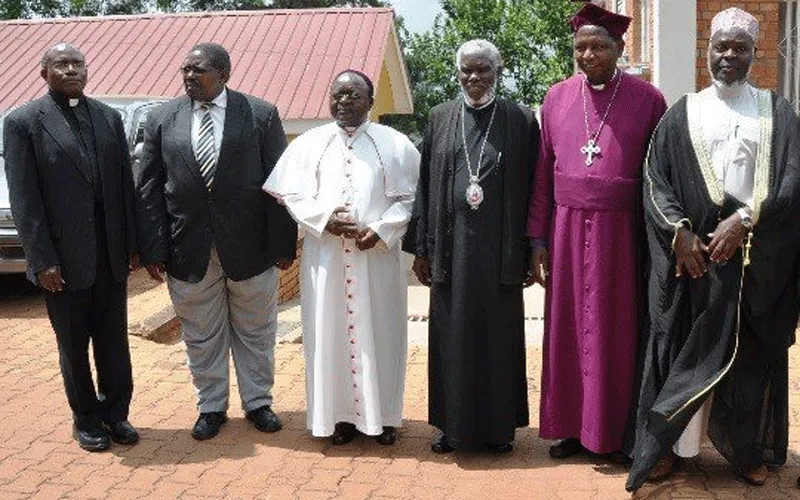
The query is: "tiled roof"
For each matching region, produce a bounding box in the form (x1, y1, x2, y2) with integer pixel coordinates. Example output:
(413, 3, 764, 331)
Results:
(0, 8, 397, 119)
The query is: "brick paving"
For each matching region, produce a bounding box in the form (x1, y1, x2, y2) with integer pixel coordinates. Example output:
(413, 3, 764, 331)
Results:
(1, 273, 799, 499)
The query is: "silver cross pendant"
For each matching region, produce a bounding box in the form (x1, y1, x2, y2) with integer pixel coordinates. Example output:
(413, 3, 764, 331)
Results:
(581, 139, 601, 166)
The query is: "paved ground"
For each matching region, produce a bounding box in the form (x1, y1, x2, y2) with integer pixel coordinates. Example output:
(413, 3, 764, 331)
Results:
(1, 271, 799, 499)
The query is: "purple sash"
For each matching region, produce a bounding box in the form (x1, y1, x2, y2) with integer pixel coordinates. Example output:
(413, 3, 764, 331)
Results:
(554, 171, 641, 212)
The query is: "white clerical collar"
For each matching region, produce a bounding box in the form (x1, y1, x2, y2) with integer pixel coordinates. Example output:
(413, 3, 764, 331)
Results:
(68, 98, 80, 107)
(586, 69, 619, 91)
(193, 88, 228, 110)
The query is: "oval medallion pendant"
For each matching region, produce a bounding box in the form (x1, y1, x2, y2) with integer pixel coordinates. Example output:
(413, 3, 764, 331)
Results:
(466, 179, 484, 210)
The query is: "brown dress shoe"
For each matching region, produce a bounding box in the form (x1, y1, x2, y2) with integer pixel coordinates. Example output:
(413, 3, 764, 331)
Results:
(737, 465, 768, 486)
(648, 452, 679, 482)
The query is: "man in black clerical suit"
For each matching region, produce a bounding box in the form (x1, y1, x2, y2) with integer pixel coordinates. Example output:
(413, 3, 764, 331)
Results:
(3, 43, 139, 451)
(136, 43, 297, 441)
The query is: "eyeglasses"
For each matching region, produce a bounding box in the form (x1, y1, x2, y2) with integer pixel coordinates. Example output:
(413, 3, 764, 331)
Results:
(51, 60, 86, 71)
(331, 91, 366, 103)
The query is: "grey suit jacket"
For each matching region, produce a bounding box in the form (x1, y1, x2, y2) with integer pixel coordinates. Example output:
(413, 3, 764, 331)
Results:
(3, 94, 137, 289)
(135, 89, 297, 283)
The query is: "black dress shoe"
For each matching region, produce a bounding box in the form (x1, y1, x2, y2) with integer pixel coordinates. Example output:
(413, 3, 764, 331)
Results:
(431, 433, 455, 454)
(332, 422, 357, 445)
(486, 442, 513, 453)
(374, 426, 396, 446)
(72, 424, 111, 452)
(191, 412, 227, 441)
(549, 438, 583, 459)
(104, 420, 139, 445)
(246, 405, 282, 433)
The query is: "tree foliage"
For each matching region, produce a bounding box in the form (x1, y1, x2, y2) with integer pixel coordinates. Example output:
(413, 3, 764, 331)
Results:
(394, 0, 578, 137)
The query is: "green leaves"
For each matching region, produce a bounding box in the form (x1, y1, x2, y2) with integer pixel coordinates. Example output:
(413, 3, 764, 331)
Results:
(395, 0, 579, 137)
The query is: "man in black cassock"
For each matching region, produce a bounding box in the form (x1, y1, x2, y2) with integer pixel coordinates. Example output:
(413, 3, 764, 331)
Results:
(403, 39, 539, 453)
(626, 8, 800, 491)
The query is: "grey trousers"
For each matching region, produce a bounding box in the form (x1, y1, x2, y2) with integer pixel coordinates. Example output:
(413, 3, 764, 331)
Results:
(168, 247, 278, 413)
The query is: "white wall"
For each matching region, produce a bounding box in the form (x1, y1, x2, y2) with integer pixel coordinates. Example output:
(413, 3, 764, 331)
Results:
(653, 0, 697, 104)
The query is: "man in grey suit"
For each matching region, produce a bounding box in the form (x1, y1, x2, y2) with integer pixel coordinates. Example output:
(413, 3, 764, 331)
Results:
(135, 43, 297, 440)
(4, 43, 139, 451)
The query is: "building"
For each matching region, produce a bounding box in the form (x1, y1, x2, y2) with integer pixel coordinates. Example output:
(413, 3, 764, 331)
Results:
(599, 1, 794, 108)
(0, 8, 413, 137)
(0, 8, 414, 303)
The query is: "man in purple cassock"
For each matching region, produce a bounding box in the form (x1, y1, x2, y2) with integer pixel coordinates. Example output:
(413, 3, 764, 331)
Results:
(527, 3, 667, 459)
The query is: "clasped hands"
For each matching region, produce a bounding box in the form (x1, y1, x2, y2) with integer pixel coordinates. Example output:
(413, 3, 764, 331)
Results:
(674, 213, 750, 279)
(326, 206, 380, 251)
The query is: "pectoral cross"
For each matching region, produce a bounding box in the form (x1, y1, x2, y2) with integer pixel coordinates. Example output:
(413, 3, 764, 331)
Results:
(580, 139, 601, 166)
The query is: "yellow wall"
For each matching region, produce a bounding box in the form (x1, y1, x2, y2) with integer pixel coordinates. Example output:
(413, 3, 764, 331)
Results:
(370, 61, 394, 120)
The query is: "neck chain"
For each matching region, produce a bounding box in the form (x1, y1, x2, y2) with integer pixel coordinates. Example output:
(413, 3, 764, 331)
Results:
(580, 70, 623, 166)
(460, 100, 498, 210)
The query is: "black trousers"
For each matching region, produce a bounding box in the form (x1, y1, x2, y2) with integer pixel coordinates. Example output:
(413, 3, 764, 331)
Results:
(44, 217, 132, 430)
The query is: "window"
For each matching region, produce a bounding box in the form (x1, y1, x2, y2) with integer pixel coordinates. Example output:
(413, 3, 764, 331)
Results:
(640, 0, 650, 63)
(780, 0, 800, 112)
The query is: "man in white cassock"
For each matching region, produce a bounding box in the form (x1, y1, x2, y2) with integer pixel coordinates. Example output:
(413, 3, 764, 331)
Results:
(263, 70, 420, 446)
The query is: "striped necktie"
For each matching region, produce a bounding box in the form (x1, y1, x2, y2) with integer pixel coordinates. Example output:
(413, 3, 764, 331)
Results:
(196, 102, 216, 188)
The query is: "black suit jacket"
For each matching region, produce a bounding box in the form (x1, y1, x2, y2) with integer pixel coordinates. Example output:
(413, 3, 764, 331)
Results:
(135, 89, 297, 283)
(3, 94, 137, 289)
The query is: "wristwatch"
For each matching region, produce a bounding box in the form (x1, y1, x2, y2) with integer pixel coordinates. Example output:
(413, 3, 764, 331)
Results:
(737, 207, 753, 229)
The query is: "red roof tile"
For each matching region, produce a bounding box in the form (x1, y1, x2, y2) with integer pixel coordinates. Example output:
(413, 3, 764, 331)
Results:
(0, 8, 396, 119)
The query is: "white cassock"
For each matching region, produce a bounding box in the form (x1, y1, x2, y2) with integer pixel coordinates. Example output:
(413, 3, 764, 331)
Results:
(263, 121, 420, 437)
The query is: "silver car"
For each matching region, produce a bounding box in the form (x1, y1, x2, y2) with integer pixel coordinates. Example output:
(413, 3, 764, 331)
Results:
(0, 96, 165, 274)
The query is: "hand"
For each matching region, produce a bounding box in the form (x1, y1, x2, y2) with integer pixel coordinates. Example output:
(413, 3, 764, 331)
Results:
(355, 228, 381, 251)
(325, 206, 359, 238)
(706, 213, 749, 263)
(276, 258, 294, 270)
(674, 227, 708, 279)
(412, 256, 431, 287)
(129, 253, 141, 271)
(145, 262, 166, 282)
(531, 247, 549, 287)
(37, 266, 64, 293)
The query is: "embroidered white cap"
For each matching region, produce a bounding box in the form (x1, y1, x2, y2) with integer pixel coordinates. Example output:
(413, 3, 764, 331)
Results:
(711, 7, 759, 41)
